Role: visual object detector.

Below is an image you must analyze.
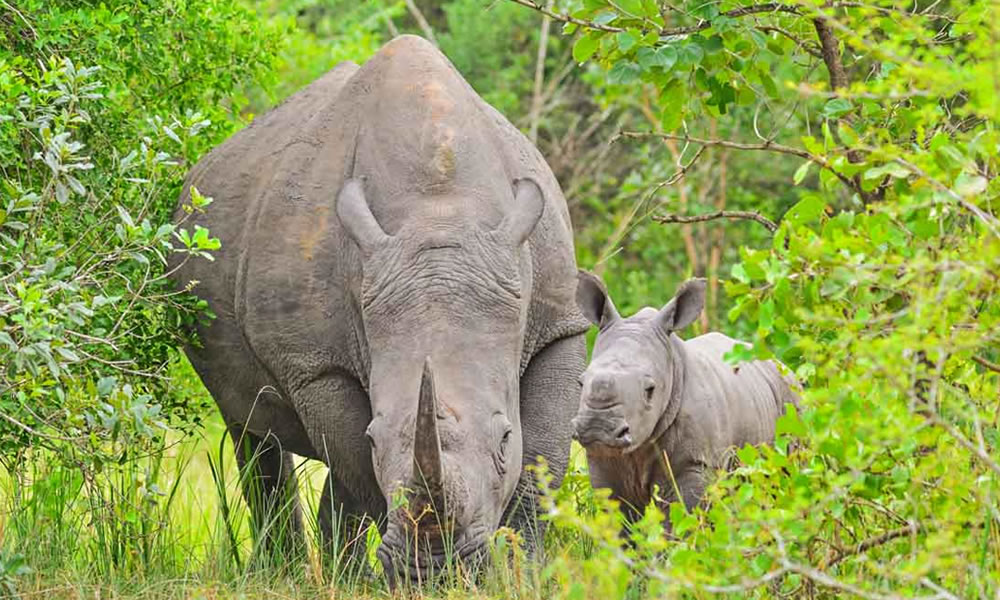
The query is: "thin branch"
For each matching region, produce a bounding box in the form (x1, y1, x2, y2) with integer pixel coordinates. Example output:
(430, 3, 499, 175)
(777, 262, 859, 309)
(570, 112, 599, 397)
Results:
(756, 25, 823, 59)
(0, 411, 82, 442)
(403, 0, 438, 46)
(505, 0, 803, 37)
(891, 156, 1000, 236)
(781, 561, 931, 600)
(826, 522, 921, 568)
(614, 130, 861, 194)
(926, 410, 1000, 478)
(506, 0, 625, 33)
(529, 0, 553, 144)
(653, 210, 778, 233)
(383, 11, 400, 37)
(972, 355, 1000, 373)
(656, 2, 806, 37)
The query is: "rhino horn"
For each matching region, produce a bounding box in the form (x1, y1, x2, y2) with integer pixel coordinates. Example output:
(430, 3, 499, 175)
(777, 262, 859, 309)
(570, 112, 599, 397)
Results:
(411, 356, 447, 517)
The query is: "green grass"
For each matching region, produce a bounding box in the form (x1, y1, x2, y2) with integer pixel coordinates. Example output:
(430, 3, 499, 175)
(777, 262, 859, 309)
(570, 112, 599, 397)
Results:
(0, 373, 596, 600)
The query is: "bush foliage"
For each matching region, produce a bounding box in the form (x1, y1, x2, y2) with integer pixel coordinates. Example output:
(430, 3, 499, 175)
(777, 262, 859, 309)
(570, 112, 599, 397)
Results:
(536, 0, 1000, 597)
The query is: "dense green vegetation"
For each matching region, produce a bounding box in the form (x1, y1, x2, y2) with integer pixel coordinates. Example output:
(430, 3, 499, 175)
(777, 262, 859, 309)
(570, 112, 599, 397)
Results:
(1, 0, 998, 598)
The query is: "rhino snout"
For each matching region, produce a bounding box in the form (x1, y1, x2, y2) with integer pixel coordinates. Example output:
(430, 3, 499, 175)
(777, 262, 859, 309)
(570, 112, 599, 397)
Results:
(571, 413, 632, 449)
(378, 522, 487, 585)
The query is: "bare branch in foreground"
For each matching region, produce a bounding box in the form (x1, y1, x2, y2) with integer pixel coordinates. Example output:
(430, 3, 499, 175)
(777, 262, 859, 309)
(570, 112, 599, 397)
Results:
(653, 210, 778, 233)
(825, 522, 922, 568)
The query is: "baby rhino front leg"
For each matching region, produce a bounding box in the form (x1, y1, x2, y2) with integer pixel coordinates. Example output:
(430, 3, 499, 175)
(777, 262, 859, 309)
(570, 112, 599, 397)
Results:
(652, 459, 708, 534)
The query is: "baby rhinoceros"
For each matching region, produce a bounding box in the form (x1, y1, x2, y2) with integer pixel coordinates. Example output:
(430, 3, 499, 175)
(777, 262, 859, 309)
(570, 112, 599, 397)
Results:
(573, 272, 800, 530)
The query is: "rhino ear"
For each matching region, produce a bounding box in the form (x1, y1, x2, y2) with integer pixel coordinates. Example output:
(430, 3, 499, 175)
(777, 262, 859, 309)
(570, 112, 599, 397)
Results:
(337, 177, 390, 256)
(656, 278, 706, 333)
(576, 270, 620, 329)
(501, 177, 545, 246)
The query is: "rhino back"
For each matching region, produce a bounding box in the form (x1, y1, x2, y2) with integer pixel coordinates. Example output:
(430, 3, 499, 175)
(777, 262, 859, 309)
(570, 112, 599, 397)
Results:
(671, 332, 793, 466)
(171, 61, 360, 322)
(234, 36, 585, 387)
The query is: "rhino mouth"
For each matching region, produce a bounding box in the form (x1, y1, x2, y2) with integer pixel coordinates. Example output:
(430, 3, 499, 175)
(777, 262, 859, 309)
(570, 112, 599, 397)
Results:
(377, 533, 486, 583)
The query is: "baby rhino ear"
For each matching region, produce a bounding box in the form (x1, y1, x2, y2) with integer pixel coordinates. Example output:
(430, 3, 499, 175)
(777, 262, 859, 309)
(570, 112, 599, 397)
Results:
(576, 270, 620, 330)
(656, 278, 706, 333)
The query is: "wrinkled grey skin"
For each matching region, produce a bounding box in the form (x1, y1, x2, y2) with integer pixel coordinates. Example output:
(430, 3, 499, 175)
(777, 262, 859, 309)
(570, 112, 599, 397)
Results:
(573, 272, 799, 528)
(169, 35, 588, 581)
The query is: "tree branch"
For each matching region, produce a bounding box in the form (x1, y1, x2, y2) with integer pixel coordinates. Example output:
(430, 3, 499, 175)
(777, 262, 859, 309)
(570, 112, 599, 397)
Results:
(653, 210, 778, 232)
(813, 16, 848, 91)
(757, 25, 824, 59)
(529, 0, 553, 144)
(505, 0, 803, 37)
(614, 130, 862, 194)
(972, 355, 1000, 373)
(826, 522, 921, 568)
(404, 0, 438, 46)
(506, 0, 626, 33)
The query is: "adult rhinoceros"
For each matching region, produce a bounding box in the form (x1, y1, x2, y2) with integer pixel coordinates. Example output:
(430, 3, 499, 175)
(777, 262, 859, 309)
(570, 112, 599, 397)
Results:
(169, 35, 588, 580)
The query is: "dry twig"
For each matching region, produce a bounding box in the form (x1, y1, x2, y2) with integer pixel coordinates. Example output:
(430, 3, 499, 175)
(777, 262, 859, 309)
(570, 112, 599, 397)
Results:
(653, 210, 778, 232)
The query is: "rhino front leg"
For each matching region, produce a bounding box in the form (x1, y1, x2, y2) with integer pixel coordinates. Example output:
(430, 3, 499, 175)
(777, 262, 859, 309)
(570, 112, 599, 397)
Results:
(290, 373, 385, 559)
(227, 424, 303, 558)
(657, 465, 708, 535)
(503, 333, 586, 553)
(318, 470, 382, 562)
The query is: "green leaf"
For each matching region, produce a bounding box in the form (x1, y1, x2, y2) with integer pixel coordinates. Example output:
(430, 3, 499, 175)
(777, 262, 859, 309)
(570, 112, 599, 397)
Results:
(573, 32, 602, 63)
(680, 43, 704, 67)
(954, 173, 988, 197)
(616, 31, 638, 52)
(638, 45, 678, 70)
(758, 298, 775, 332)
(822, 98, 853, 119)
(0, 331, 17, 351)
(758, 71, 778, 98)
(616, 0, 645, 16)
(737, 444, 759, 464)
(784, 195, 826, 226)
(55, 346, 80, 362)
(593, 11, 617, 26)
(703, 35, 724, 54)
(775, 405, 806, 437)
(608, 61, 641, 84)
(863, 163, 910, 180)
(793, 160, 813, 185)
(189, 185, 213, 209)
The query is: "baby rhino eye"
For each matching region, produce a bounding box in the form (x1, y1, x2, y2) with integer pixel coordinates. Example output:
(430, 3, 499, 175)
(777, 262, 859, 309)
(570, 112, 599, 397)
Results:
(642, 377, 656, 402)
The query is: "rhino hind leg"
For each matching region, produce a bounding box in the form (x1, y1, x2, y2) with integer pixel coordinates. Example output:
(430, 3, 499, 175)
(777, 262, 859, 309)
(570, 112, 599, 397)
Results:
(503, 333, 587, 555)
(227, 424, 304, 562)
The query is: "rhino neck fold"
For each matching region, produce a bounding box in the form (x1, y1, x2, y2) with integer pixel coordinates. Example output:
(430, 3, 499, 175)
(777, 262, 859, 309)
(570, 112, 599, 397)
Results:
(649, 333, 688, 445)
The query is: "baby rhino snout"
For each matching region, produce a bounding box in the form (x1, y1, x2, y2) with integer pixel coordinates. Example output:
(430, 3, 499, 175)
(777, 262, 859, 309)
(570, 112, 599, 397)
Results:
(572, 413, 632, 448)
(574, 372, 633, 449)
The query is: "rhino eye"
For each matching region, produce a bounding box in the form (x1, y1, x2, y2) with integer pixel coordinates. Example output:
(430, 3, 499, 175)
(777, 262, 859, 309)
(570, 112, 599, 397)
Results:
(643, 383, 655, 402)
(499, 429, 511, 459)
(494, 428, 512, 475)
